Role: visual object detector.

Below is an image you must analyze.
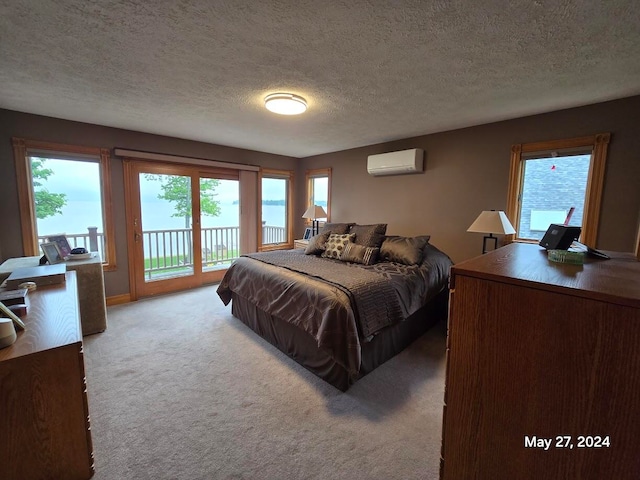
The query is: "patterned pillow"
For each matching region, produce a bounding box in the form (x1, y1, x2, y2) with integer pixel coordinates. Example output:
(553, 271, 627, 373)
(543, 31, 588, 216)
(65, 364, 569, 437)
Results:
(319, 222, 354, 235)
(380, 235, 430, 265)
(304, 232, 330, 255)
(349, 223, 387, 248)
(340, 242, 379, 266)
(321, 233, 355, 259)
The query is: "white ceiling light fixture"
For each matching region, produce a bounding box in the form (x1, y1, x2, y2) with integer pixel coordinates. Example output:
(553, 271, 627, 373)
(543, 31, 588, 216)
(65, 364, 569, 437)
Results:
(264, 93, 307, 115)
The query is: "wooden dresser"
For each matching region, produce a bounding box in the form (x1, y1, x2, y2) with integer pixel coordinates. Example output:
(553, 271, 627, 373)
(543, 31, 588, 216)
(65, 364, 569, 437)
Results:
(0, 272, 94, 480)
(441, 243, 640, 480)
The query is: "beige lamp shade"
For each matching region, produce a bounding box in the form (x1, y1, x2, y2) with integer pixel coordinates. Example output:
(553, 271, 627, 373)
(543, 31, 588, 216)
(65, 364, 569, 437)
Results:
(303, 205, 327, 236)
(467, 210, 516, 235)
(302, 205, 327, 220)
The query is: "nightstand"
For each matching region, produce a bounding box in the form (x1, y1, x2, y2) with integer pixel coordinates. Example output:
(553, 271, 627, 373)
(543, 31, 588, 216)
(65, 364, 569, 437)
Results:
(294, 239, 309, 249)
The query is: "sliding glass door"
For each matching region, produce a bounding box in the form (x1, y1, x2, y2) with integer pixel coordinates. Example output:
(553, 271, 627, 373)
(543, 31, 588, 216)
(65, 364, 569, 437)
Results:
(138, 171, 195, 284)
(200, 177, 240, 273)
(125, 160, 240, 297)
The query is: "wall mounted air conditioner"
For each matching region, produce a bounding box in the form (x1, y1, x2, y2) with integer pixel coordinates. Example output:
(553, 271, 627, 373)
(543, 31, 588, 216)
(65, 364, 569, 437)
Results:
(367, 148, 424, 176)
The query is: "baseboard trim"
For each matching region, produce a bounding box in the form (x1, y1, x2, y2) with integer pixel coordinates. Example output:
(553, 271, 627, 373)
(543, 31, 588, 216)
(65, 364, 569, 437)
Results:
(106, 293, 131, 306)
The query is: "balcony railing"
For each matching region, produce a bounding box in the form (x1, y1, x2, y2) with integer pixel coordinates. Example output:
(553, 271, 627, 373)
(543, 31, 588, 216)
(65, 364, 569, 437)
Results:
(38, 229, 106, 260)
(39, 225, 286, 281)
(263, 225, 286, 244)
(142, 226, 242, 280)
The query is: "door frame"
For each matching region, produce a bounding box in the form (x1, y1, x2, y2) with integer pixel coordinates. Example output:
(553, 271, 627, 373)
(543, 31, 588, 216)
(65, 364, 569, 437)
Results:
(123, 159, 238, 299)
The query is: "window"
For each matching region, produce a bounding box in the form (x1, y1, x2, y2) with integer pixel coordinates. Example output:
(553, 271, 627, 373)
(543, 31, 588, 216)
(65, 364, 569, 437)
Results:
(305, 168, 331, 222)
(506, 134, 610, 246)
(12, 138, 116, 269)
(259, 169, 293, 249)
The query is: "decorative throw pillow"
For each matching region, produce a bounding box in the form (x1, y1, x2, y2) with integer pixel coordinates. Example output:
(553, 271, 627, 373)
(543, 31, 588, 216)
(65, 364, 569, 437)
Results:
(349, 223, 387, 248)
(340, 242, 379, 266)
(319, 222, 353, 235)
(380, 235, 430, 265)
(304, 232, 330, 255)
(321, 233, 355, 259)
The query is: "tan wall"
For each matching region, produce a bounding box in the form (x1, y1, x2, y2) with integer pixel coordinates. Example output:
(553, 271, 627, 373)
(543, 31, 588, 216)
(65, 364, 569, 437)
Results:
(299, 96, 640, 263)
(0, 109, 297, 297)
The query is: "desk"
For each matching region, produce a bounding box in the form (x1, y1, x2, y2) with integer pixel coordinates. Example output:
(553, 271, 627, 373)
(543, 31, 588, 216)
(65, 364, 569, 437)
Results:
(0, 254, 107, 335)
(0, 272, 94, 480)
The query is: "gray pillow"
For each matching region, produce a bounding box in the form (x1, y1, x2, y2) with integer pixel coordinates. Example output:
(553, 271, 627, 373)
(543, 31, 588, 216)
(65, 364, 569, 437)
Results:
(319, 222, 353, 235)
(340, 242, 379, 265)
(321, 233, 355, 259)
(348, 223, 387, 248)
(380, 235, 430, 265)
(304, 232, 330, 255)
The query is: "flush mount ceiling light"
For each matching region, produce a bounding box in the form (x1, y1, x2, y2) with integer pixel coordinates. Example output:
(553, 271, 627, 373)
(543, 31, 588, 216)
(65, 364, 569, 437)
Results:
(264, 93, 307, 115)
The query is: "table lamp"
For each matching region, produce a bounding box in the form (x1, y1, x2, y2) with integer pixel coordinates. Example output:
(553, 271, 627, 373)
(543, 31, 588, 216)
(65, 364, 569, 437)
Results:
(302, 205, 327, 236)
(467, 210, 516, 254)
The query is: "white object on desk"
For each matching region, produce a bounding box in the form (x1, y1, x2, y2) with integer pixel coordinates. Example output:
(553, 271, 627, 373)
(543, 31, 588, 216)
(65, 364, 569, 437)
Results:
(0, 317, 16, 349)
(66, 252, 94, 261)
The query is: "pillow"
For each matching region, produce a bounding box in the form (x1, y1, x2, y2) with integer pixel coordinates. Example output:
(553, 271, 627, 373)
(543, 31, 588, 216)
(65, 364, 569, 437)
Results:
(380, 235, 430, 265)
(349, 223, 387, 248)
(321, 233, 355, 259)
(304, 232, 330, 255)
(319, 222, 353, 235)
(340, 242, 379, 266)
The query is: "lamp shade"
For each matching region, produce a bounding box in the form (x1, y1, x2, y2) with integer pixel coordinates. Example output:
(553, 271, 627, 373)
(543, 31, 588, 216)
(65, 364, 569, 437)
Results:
(302, 205, 327, 220)
(467, 211, 516, 235)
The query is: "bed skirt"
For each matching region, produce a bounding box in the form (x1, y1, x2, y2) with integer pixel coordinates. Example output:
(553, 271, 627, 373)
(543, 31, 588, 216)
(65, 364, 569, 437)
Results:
(230, 290, 448, 391)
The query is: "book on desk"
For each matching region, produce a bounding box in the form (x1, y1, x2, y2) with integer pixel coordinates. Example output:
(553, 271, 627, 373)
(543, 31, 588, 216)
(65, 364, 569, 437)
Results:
(5, 264, 66, 289)
(0, 288, 29, 306)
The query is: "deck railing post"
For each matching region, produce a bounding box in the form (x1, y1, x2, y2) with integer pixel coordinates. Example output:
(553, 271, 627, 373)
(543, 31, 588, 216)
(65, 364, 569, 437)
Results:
(87, 227, 99, 252)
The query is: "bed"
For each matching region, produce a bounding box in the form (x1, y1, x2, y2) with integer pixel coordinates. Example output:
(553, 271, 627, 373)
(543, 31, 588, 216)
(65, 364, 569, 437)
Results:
(217, 223, 452, 390)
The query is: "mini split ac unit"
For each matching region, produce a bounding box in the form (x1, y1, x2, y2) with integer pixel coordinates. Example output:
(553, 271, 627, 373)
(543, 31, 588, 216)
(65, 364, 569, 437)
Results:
(367, 148, 424, 176)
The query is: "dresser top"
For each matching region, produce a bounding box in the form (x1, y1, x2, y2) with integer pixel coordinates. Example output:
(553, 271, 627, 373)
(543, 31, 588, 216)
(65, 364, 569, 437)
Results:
(0, 271, 81, 361)
(0, 254, 102, 283)
(452, 242, 640, 308)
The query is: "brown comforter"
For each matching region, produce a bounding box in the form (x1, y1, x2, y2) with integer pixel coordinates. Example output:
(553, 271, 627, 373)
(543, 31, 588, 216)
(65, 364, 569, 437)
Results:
(217, 244, 451, 375)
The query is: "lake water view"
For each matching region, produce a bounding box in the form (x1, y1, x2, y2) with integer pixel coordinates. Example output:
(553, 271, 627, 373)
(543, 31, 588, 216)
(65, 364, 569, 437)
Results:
(38, 201, 286, 235)
(33, 159, 292, 265)
(37, 201, 286, 259)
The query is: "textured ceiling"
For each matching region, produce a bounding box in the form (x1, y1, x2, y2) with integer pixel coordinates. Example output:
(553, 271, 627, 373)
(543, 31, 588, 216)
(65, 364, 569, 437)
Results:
(1, 1, 640, 158)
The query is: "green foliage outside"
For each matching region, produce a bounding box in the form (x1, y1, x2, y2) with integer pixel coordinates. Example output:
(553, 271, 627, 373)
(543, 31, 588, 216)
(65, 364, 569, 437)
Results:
(31, 158, 67, 219)
(144, 175, 221, 228)
(145, 250, 239, 269)
(144, 249, 239, 278)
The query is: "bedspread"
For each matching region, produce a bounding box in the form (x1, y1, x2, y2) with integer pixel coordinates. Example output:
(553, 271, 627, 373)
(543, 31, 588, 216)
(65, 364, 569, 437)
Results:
(217, 245, 451, 375)
(244, 250, 403, 338)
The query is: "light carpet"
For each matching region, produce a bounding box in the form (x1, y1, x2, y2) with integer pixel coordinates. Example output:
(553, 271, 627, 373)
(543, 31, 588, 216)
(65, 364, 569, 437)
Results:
(84, 284, 447, 480)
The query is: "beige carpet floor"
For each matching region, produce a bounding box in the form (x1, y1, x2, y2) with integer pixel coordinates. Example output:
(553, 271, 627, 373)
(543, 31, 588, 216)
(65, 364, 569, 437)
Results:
(83, 284, 447, 480)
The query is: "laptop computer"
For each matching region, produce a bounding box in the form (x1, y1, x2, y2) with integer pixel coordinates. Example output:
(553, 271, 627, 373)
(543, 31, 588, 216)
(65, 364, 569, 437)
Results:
(539, 224, 582, 250)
